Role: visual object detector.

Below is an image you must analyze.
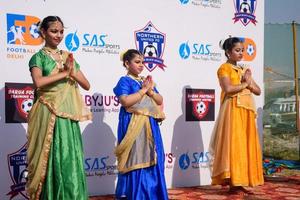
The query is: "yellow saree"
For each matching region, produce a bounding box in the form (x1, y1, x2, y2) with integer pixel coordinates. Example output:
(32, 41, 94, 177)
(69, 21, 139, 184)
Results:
(209, 63, 264, 187)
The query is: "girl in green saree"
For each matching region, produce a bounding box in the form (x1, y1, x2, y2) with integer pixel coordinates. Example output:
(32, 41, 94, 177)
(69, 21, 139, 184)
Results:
(26, 16, 92, 200)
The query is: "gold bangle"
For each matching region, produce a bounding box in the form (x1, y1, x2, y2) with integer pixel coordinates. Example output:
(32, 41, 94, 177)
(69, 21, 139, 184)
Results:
(138, 90, 144, 98)
(149, 90, 155, 97)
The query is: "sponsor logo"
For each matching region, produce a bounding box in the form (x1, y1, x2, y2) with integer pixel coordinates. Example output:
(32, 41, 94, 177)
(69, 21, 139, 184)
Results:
(179, 152, 190, 170)
(5, 83, 35, 123)
(186, 88, 215, 121)
(84, 156, 117, 177)
(179, 41, 222, 62)
(85, 94, 120, 113)
(179, 151, 210, 170)
(64, 30, 120, 55)
(179, 0, 222, 8)
(165, 153, 175, 169)
(7, 143, 28, 199)
(240, 37, 256, 61)
(7, 13, 42, 45)
(6, 13, 42, 59)
(233, 0, 257, 26)
(135, 21, 167, 71)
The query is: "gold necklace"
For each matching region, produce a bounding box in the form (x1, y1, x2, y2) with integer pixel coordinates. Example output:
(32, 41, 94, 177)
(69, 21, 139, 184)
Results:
(127, 73, 143, 82)
(42, 47, 64, 71)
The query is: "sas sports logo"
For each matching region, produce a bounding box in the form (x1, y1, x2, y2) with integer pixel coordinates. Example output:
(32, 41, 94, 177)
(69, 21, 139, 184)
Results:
(233, 0, 257, 26)
(179, 0, 189, 4)
(65, 31, 81, 52)
(7, 13, 43, 45)
(65, 30, 107, 52)
(135, 21, 167, 72)
(179, 152, 190, 170)
(179, 40, 221, 62)
(179, 0, 222, 8)
(64, 30, 120, 55)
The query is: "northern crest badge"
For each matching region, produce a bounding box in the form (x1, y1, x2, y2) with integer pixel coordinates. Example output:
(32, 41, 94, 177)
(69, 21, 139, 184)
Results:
(135, 21, 166, 71)
(233, 0, 257, 26)
(7, 143, 28, 199)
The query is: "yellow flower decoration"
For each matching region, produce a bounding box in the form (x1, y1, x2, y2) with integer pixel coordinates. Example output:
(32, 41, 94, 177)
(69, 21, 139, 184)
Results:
(119, 50, 128, 61)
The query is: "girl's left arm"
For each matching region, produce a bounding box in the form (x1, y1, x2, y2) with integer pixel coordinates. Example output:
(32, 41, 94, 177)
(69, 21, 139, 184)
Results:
(71, 70, 90, 91)
(148, 89, 163, 105)
(248, 78, 261, 96)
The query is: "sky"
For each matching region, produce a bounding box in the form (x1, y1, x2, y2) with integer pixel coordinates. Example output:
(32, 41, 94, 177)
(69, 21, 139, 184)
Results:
(265, 0, 300, 24)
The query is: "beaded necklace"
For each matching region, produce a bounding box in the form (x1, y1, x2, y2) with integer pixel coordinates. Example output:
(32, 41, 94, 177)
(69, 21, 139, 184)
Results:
(42, 47, 64, 71)
(127, 74, 144, 86)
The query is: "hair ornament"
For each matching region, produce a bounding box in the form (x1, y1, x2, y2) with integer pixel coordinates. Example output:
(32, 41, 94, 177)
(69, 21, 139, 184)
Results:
(119, 50, 128, 61)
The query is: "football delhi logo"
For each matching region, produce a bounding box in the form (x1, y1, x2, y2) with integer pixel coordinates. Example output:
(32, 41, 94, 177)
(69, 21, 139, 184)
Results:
(6, 13, 43, 45)
(135, 21, 166, 72)
(233, 0, 257, 26)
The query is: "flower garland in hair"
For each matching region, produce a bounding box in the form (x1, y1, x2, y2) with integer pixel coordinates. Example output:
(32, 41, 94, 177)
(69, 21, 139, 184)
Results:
(119, 50, 128, 61)
(219, 35, 232, 50)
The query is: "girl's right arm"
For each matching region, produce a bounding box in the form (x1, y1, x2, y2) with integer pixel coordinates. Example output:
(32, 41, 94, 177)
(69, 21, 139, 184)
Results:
(219, 76, 248, 95)
(119, 79, 153, 107)
(118, 87, 148, 108)
(31, 67, 69, 88)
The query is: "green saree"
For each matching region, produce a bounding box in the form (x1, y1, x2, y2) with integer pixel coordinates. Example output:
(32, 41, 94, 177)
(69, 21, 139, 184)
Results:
(26, 50, 92, 200)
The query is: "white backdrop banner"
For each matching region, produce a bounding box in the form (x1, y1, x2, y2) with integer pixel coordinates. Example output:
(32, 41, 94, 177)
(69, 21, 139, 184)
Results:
(0, 0, 264, 199)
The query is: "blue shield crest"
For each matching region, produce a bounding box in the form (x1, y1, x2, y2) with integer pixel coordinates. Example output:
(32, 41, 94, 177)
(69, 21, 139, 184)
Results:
(7, 143, 28, 199)
(135, 21, 166, 72)
(233, 0, 257, 26)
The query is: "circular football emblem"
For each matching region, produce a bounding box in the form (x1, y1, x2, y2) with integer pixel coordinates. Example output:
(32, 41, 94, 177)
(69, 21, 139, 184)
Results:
(196, 101, 207, 114)
(143, 44, 158, 57)
(21, 99, 33, 113)
(246, 44, 255, 56)
(193, 100, 209, 119)
(29, 24, 39, 39)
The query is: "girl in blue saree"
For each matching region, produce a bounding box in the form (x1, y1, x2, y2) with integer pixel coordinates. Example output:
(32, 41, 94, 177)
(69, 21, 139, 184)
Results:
(113, 49, 168, 200)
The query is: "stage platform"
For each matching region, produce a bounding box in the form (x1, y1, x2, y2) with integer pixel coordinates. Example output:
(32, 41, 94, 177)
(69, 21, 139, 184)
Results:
(89, 169, 300, 200)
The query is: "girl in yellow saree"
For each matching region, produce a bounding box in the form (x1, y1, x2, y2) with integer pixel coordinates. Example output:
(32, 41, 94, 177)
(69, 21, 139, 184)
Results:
(26, 16, 92, 200)
(209, 37, 264, 195)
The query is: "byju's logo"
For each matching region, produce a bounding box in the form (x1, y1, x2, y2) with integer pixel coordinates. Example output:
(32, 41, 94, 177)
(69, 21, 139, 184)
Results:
(135, 21, 167, 71)
(179, 152, 190, 170)
(179, 40, 221, 62)
(7, 13, 42, 46)
(233, 0, 257, 26)
(7, 143, 28, 199)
